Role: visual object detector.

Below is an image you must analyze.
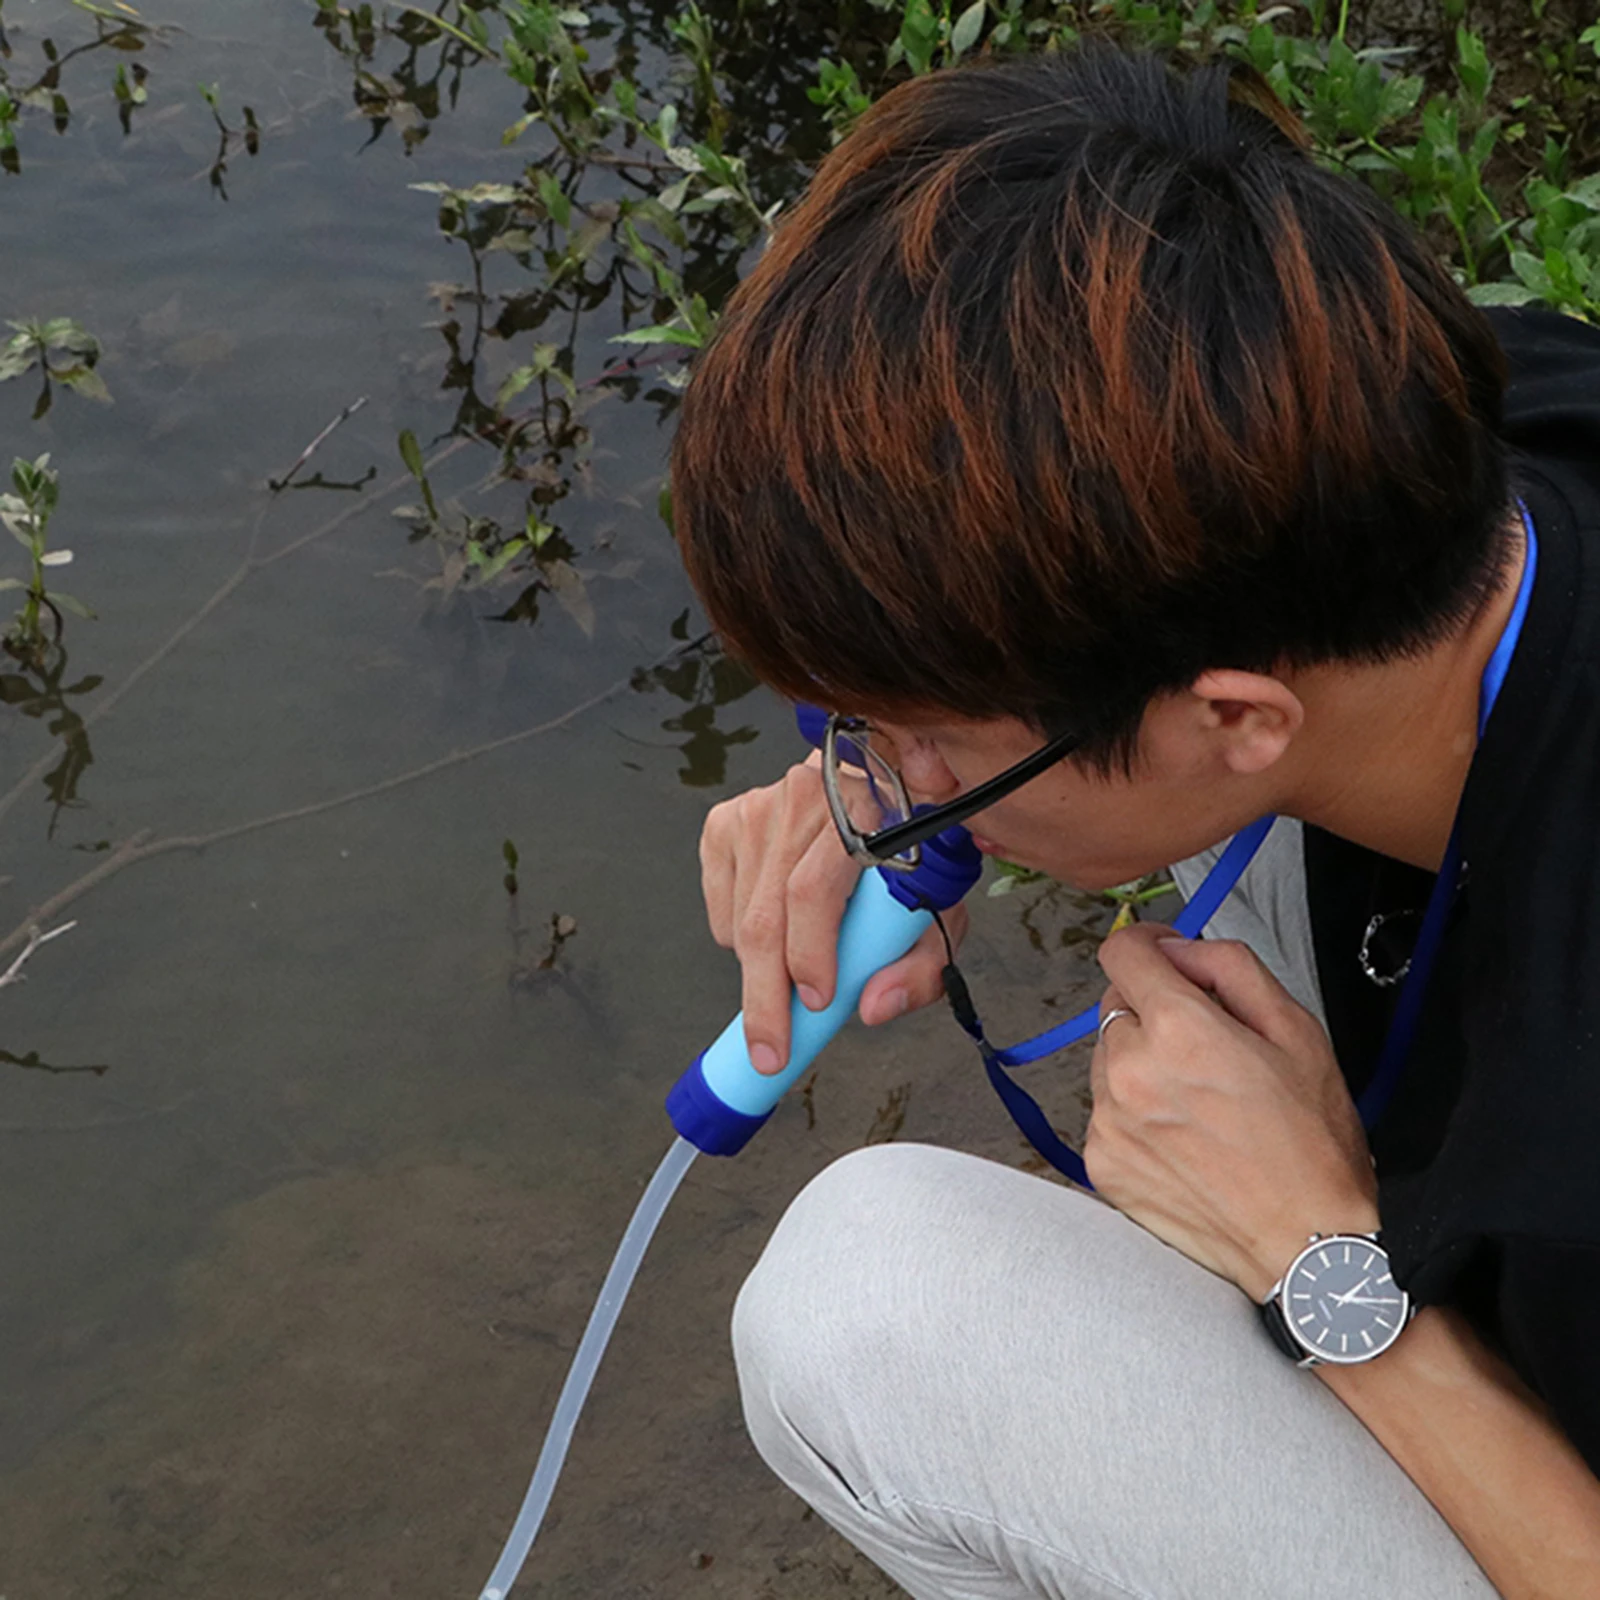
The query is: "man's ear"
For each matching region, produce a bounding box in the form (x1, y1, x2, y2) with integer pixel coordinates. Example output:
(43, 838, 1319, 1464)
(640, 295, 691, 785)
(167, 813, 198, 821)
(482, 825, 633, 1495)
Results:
(1187, 668, 1304, 776)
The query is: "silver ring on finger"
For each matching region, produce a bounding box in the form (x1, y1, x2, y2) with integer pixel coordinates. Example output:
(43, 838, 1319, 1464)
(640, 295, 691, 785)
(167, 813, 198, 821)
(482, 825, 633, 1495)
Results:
(1097, 1005, 1137, 1044)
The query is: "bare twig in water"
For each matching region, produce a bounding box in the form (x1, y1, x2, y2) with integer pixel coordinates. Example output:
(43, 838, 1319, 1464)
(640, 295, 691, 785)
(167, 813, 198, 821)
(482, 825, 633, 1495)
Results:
(0, 441, 469, 835)
(267, 396, 369, 492)
(0, 920, 78, 989)
(0, 349, 683, 837)
(0, 640, 690, 960)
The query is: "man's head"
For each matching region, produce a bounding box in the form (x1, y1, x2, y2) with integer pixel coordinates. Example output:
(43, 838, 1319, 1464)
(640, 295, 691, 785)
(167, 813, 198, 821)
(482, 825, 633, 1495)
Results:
(670, 46, 1512, 779)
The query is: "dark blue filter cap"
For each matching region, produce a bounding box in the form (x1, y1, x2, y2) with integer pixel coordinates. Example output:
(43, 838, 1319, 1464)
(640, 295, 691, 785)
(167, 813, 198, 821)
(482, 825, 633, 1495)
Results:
(881, 820, 982, 913)
(666, 1052, 772, 1156)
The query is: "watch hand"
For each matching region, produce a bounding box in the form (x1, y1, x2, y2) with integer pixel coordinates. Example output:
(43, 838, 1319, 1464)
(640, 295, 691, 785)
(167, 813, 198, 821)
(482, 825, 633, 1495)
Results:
(1340, 1295, 1403, 1308)
(1329, 1276, 1372, 1307)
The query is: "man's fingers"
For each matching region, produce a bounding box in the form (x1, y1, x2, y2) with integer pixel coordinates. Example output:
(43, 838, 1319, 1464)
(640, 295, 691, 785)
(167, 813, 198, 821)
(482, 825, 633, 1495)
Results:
(785, 828, 860, 1011)
(1096, 922, 1205, 1008)
(739, 924, 792, 1075)
(699, 807, 737, 949)
(860, 907, 967, 1026)
(1098, 923, 1309, 1048)
(1149, 932, 1311, 1044)
(735, 824, 799, 1074)
(1088, 980, 1133, 1104)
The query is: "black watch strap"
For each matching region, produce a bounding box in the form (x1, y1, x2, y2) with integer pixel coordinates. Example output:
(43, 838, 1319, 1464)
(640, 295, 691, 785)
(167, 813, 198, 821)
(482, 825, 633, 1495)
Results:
(1260, 1294, 1306, 1361)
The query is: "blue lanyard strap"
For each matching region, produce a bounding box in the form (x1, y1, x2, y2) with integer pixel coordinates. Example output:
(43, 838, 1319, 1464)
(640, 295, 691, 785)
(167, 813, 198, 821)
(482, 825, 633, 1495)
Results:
(971, 502, 1537, 1181)
(962, 815, 1279, 1187)
(1356, 504, 1538, 1129)
(990, 814, 1280, 1069)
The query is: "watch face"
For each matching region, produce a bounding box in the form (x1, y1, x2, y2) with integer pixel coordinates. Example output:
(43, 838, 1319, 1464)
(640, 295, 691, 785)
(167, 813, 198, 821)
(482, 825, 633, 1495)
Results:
(1281, 1237, 1408, 1364)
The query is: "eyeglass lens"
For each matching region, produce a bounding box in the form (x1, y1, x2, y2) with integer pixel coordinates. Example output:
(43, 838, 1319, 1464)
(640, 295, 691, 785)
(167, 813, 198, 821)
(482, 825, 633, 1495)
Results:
(831, 727, 915, 852)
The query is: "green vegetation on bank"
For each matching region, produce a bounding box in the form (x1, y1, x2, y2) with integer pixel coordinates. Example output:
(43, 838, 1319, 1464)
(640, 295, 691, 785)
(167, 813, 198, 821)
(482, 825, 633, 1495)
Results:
(0, 1, 1594, 837)
(303, 0, 1600, 624)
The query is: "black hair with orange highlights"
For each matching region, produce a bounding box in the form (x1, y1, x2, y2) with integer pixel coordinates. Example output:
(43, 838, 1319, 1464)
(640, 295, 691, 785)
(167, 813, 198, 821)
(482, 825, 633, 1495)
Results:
(670, 45, 1511, 770)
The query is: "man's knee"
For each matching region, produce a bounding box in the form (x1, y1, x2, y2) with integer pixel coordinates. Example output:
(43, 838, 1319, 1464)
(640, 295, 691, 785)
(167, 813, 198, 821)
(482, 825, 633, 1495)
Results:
(731, 1144, 973, 1475)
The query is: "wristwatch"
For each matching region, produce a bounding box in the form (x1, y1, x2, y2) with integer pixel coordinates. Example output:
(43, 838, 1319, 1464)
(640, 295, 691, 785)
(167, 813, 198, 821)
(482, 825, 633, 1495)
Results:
(1260, 1233, 1413, 1367)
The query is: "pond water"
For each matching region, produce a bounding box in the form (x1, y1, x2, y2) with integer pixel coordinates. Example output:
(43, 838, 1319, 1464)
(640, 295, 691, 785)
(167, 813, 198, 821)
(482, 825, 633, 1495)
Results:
(0, 7, 1107, 1595)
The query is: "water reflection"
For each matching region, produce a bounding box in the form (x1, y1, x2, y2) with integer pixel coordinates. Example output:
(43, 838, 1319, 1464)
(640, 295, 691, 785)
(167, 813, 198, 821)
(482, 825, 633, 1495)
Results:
(0, 3, 159, 175)
(0, 1045, 108, 1076)
(631, 626, 759, 787)
(0, 645, 99, 833)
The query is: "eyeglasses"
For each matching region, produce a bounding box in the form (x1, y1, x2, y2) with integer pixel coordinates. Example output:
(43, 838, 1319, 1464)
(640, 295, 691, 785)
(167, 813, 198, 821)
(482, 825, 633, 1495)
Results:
(820, 713, 1081, 870)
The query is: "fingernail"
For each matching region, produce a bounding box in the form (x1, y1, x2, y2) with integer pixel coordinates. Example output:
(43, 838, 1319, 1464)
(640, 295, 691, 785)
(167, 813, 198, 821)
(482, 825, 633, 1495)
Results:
(751, 1043, 782, 1075)
(798, 984, 825, 1012)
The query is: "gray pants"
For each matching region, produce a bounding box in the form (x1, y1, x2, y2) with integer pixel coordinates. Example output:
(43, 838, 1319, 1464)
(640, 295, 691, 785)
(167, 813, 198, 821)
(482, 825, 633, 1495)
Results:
(731, 823, 1497, 1598)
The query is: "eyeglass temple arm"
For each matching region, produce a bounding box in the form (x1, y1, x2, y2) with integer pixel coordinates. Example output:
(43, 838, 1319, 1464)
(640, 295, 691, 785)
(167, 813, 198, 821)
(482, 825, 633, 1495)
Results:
(859, 729, 1081, 860)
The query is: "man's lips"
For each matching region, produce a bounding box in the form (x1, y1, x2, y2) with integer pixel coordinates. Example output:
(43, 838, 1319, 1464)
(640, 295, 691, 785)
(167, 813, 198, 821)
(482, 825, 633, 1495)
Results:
(970, 833, 1001, 855)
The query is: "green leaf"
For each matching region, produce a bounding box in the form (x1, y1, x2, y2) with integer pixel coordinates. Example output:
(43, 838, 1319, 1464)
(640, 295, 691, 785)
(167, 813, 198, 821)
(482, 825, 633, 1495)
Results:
(1466, 282, 1542, 307)
(949, 0, 986, 60)
(496, 364, 540, 409)
(609, 323, 703, 348)
(1453, 25, 1491, 108)
(0, 578, 26, 593)
(58, 366, 111, 404)
(457, 182, 521, 205)
(397, 429, 426, 483)
(1510, 250, 1552, 296)
(484, 229, 535, 255)
(40, 318, 97, 355)
(536, 170, 571, 228)
(470, 540, 529, 583)
(49, 591, 95, 620)
(502, 110, 544, 146)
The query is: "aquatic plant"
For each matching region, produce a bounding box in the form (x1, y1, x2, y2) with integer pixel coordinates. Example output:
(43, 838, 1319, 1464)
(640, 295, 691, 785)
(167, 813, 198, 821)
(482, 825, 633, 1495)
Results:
(0, 0, 159, 173)
(0, 455, 94, 667)
(0, 316, 109, 419)
(313, 0, 1597, 627)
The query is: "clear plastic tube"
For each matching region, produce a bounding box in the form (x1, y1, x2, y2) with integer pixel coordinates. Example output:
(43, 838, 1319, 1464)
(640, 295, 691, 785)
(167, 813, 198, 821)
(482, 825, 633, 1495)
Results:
(478, 1135, 700, 1600)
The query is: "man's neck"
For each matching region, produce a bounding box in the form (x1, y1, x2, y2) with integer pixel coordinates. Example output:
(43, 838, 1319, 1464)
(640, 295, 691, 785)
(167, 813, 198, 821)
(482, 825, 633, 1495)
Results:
(1283, 516, 1528, 873)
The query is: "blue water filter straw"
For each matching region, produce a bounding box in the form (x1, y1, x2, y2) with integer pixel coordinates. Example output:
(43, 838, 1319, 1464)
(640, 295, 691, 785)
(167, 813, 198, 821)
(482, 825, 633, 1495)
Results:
(666, 821, 983, 1154)
(476, 709, 982, 1600)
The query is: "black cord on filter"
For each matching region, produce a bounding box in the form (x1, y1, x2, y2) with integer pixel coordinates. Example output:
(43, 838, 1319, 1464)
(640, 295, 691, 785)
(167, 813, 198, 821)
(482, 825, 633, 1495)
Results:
(927, 906, 998, 1063)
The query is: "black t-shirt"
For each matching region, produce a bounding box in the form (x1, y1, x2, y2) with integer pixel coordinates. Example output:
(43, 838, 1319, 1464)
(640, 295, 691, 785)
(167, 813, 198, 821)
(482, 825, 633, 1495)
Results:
(1305, 305, 1600, 1475)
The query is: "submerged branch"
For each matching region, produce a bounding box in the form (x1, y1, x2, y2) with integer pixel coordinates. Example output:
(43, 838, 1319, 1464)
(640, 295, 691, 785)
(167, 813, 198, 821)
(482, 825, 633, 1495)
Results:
(0, 919, 78, 989)
(0, 440, 471, 836)
(0, 640, 686, 960)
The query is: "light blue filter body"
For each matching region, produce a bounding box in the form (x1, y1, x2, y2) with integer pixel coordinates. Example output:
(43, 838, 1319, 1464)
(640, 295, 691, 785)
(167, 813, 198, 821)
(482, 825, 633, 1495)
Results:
(699, 869, 932, 1117)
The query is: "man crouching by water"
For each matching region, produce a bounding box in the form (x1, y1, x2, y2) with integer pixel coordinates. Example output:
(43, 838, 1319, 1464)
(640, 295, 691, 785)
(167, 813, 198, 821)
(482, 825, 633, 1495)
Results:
(670, 42, 1600, 1600)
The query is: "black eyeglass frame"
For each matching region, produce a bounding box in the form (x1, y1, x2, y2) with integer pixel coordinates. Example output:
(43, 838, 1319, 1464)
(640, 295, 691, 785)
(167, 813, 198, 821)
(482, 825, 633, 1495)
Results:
(820, 713, 1083, 870)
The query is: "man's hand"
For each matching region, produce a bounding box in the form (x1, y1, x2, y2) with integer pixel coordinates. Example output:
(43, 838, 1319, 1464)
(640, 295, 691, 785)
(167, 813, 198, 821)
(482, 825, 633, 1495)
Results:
(699, 754, 966, 1076)
(1085, 923, 1378, 1299)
